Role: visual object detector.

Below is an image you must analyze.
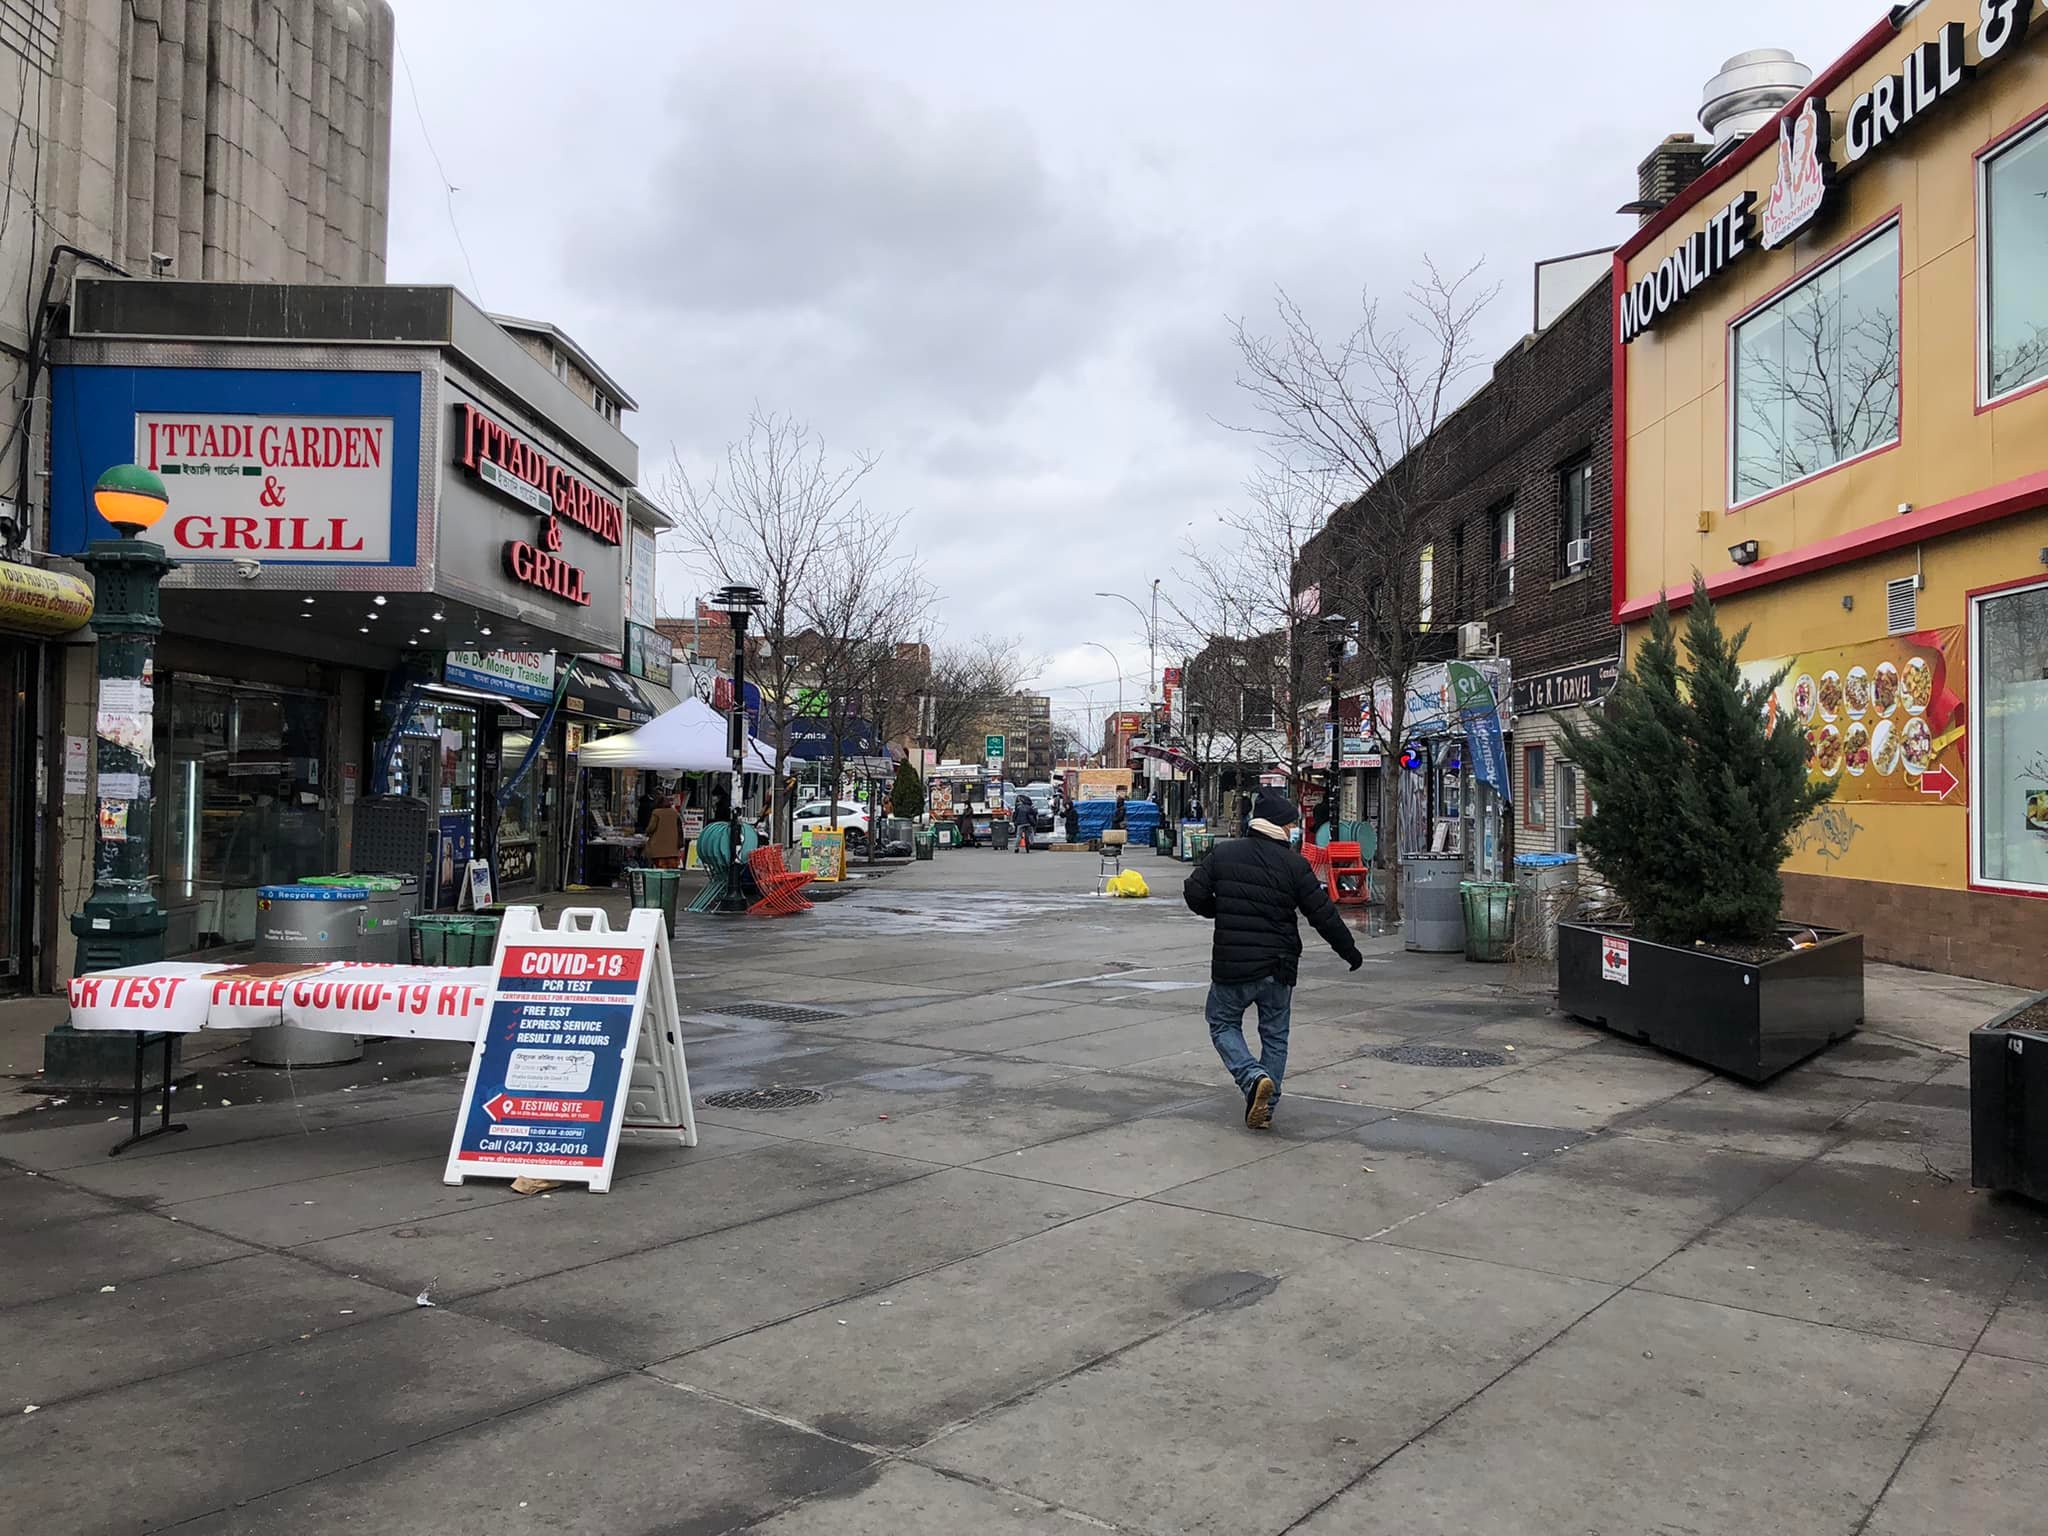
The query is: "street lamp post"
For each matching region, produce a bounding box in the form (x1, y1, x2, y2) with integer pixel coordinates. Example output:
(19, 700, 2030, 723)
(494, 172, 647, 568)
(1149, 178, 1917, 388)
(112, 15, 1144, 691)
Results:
(710, 583, 763, 912)
(45, 465, 177, 1092)
(1083, 641, 1123, 762)
(1319, 614, 1351, 837)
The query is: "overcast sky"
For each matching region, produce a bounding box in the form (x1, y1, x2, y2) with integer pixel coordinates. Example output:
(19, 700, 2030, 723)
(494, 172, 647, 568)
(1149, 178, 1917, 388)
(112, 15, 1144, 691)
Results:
(387, 0, 1879, 732)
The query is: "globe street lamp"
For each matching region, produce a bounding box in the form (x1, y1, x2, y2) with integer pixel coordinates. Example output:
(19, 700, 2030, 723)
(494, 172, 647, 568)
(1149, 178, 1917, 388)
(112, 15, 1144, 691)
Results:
(46, 465, 178, 1094)
(709, 583, 763, 911)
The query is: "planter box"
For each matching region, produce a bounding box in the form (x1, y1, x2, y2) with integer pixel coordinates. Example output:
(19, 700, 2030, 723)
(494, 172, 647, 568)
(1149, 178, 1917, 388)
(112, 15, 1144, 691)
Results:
(1970, 990, 2048, 1203)
(1557, 921, 1863, 1084)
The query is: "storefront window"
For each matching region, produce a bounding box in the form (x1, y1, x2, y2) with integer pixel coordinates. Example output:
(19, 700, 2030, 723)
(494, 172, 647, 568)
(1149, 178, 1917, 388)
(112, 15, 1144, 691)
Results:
(1984, 117, 2048, 402)
(1973, 578, 2048, 893)
(1731, 223, 1900, 503)
(1523, 744, 1546, 829)
(1557, 762, 1581, 854)
(161, 678, 333, 907)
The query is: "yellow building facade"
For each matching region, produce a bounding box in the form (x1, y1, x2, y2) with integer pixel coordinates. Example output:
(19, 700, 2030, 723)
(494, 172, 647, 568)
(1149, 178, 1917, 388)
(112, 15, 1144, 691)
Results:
(1616, 2, 2048, 985)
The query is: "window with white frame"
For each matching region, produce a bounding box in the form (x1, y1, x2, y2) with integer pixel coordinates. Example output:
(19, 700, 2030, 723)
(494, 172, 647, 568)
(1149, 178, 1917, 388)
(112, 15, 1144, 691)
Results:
(1983, 116, 2048, 403)
(1731, 223, 1900, 503)
(1972, 577, 2048, 894)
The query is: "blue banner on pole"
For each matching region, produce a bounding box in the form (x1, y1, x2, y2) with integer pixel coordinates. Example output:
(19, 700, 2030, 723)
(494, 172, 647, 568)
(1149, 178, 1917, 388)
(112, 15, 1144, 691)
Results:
(1447, 661, 1511, 806)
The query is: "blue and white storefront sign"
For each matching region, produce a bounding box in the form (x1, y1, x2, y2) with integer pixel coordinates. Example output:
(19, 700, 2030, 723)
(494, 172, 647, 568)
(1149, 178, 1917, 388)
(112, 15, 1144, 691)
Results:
(445, 650, 556, 704)
(51, 366, 422, 565)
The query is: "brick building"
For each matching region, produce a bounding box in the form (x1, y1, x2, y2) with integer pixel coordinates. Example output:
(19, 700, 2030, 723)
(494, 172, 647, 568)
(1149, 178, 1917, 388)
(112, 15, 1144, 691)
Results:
(1302, 268, 1619, 861)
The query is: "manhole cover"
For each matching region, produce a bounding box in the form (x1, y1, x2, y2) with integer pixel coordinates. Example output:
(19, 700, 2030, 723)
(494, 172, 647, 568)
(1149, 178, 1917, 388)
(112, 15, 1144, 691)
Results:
(711, 1003, 844, 1025)
(702, 1086, 825, 1110)
(1370, 1044, 1509, 1069)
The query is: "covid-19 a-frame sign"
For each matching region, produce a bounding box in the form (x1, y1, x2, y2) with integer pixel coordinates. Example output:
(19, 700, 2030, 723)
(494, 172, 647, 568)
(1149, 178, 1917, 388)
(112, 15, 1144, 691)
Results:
(444, 906, 694, 1193)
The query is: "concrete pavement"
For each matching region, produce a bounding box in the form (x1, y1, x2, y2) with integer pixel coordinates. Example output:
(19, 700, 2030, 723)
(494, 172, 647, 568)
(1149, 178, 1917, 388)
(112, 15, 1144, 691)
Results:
(1, 844, 2042, 1534)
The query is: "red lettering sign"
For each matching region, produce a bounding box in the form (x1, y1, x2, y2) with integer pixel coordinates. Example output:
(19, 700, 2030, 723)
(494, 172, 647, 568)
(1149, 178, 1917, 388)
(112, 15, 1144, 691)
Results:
(455, 401, 622, 545)
(505, 540, 592, 606)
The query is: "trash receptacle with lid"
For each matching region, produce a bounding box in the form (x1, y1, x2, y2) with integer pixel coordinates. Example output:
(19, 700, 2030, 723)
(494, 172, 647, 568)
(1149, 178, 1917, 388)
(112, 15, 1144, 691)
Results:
(1401, 854, 1466, 953)
(914, 828, 936, 861)
(250, 884, 368, 1065)
(1512, 853, 1581, 961)
(993, 819, 1014, 850)
(627, 866, 682, 932)
(301, 873, 416, 962)
(1460, 880, 1515, 962)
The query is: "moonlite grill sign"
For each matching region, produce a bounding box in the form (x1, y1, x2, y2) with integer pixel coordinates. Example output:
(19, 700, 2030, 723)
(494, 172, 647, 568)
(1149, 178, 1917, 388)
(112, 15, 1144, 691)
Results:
(1624, 6, 2040, 343)
(1620, 190, 1757, 344)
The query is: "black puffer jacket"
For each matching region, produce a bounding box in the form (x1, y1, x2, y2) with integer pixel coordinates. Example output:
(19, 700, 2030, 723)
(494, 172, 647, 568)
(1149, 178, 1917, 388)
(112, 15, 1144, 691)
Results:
(1184, 831, 1362, 985)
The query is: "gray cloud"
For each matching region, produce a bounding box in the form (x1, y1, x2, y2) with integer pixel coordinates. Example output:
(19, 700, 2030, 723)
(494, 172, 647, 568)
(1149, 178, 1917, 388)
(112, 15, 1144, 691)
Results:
(587, 47, 1159, 426)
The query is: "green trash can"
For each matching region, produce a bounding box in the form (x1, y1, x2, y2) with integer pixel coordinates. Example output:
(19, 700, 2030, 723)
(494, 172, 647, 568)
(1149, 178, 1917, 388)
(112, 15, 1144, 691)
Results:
(1154, 826, 1175, 855)
(411, 913, 505, 967)
(627, 866, 682, 932)
(1459, 880, 1515, 963)
(914, 828, 936, 861)
(1189, 831, 1215, 862)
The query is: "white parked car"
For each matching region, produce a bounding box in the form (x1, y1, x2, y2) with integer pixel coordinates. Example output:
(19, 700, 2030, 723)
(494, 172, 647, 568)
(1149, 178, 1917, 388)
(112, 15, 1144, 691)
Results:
(791, 799, 870, 845)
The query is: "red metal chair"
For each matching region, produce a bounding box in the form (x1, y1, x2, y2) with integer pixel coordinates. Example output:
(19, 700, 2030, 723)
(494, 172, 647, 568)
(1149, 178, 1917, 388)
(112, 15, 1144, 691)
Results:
(1324, 840, 1370, 906)
(746, 845, 815, 917)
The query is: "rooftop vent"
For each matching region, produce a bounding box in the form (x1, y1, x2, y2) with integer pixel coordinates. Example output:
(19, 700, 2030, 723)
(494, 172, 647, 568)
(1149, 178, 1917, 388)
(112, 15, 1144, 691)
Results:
(1699, 49, 1812, 156)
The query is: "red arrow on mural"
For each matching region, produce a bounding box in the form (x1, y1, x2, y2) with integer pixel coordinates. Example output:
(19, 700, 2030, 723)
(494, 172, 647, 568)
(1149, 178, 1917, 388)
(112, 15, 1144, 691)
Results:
(1917, 764, 1958, 800)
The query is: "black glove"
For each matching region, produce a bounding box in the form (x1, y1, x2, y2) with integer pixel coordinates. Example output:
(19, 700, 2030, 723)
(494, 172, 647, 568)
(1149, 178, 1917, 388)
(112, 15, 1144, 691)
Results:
(1348, 954, 1363, 971)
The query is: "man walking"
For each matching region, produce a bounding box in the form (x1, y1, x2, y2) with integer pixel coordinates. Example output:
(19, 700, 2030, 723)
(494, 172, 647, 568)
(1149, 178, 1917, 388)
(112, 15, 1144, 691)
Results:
(1013, 792, 1034, 853)
(1184, 788, 1362, 1129)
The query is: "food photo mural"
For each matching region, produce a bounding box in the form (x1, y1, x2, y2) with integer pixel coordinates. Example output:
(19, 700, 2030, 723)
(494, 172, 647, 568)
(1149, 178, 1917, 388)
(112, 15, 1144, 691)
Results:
(1742, 627, 1967, 807)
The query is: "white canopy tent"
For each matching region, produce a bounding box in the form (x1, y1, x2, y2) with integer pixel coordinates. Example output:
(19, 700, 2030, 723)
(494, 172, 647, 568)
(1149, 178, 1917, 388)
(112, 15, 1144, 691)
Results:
(574, 696, 781, 774)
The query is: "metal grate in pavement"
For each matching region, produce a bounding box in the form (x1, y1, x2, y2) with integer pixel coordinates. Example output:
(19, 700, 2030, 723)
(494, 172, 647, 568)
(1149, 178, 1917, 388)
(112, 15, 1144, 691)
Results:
(702, 1086, 825, 1110)
(1369, 1044, 1509, 1069)
(708, 1002, 845, 1025)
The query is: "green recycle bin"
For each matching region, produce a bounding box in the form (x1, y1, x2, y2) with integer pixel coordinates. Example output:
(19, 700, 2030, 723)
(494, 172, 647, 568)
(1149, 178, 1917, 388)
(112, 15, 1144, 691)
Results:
(1188, 831, 1215, 862)
(1459, 880, 1515, 963)
(410, 913, 504, 967)
(914, 828, 936, 861)
(627, 865, 682, 932)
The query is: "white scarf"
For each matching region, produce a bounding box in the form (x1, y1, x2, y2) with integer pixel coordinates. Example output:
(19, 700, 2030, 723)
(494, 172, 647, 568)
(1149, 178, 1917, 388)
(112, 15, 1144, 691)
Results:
(1249, 818, 1292, 843)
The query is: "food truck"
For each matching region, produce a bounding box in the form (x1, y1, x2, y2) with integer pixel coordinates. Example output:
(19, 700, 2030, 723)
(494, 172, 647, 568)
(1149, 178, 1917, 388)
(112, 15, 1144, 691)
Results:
(925, 762, 1013, 846)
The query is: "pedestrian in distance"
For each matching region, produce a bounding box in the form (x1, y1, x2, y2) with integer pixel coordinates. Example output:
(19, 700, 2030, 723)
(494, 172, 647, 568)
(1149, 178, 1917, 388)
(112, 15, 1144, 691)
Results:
(1014, 793, 1034, 853)
(1183, 788, 1363, 1130)
(1110, 788, 1128, 830)
(1064, 797, 1081, 845)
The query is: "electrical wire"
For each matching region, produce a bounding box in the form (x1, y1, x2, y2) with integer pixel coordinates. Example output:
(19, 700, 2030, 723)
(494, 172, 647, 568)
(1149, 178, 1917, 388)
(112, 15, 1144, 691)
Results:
(396, 38, 483, 306)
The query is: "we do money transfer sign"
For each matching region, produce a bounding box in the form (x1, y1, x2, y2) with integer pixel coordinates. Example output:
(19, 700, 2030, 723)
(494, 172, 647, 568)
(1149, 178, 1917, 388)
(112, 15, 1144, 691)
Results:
(444, 920, 652, 1192)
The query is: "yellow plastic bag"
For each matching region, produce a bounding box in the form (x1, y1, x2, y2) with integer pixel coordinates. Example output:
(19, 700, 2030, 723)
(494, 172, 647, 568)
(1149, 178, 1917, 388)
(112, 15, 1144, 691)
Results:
(1107, 869, 1150, 898)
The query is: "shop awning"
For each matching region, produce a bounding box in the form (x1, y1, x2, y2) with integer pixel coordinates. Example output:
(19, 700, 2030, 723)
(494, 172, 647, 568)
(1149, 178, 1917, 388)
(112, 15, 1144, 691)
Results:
(636, 677, 681, 716)
(561, 659, 653, 725)
(417, 681, 537, 718)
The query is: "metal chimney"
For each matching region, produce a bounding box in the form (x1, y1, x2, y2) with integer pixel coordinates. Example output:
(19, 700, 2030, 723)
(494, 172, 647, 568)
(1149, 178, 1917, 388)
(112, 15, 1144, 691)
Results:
(1699, 49, 1812, 156)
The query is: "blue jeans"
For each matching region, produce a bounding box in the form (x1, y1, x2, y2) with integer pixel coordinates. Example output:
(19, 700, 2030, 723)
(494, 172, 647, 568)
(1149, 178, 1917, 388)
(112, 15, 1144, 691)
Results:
(1206, 976, 1292, 1098)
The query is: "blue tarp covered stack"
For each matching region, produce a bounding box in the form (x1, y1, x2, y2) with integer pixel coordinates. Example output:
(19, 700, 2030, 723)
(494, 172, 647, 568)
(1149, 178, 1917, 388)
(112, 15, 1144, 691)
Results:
(1074, 799, 1162, 841)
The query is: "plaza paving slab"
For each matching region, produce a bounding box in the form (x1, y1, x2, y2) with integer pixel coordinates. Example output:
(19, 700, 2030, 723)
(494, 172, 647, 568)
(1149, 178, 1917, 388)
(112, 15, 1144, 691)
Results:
(1, 846, 2042, 1534)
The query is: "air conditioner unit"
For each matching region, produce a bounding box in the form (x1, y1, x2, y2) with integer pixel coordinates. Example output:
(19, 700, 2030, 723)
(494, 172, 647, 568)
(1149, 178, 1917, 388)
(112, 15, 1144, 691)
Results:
(1565, 538, 1592, 570)
(1457, 621, 1490, 659)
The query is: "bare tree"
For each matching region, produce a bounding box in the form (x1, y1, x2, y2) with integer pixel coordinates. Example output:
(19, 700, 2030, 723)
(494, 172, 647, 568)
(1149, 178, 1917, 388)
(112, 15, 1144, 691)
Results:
(1228, 263, 1499, 904)
(799, 512, 936, 858)
(660, 409, 877, 840)
(924, 634, 1035, 764)
(1170, 469, 1329, 810)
